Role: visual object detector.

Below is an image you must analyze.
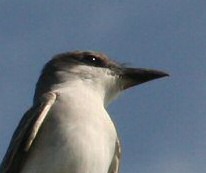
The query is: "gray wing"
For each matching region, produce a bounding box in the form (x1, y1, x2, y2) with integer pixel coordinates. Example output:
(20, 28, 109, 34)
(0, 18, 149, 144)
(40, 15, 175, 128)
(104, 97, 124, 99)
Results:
(108, 137, 121, 173)
(0, 92, 57, 173)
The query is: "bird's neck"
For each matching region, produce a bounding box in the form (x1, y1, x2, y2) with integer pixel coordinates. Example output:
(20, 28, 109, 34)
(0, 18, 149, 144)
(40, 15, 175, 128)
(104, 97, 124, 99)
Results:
(53, 81, 107, 108)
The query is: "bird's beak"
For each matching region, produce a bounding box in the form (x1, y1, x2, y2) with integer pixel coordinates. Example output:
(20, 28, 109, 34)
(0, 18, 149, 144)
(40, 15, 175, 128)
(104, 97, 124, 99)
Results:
(119, 67, 169, 90)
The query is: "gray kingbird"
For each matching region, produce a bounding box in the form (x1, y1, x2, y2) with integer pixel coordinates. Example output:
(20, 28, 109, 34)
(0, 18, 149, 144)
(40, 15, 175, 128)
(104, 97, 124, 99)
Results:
(0, 51, 168, 173)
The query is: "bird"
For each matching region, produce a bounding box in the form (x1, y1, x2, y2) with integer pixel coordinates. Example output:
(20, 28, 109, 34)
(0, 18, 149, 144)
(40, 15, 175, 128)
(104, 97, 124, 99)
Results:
(0, 51, 168, 173)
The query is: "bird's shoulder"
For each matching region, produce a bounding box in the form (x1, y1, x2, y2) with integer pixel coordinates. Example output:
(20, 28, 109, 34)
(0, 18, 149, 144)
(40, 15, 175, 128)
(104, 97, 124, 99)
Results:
(0, 92, 57, 173)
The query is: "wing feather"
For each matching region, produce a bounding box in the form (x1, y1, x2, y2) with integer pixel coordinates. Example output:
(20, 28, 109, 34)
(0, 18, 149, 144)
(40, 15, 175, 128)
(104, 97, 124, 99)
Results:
(108, 137, 121, 173)
(0, 92, 57, 173)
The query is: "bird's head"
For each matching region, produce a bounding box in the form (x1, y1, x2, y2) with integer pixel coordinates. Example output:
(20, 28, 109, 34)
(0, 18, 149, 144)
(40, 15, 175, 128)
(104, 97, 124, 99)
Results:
(34, 51, 168, 106)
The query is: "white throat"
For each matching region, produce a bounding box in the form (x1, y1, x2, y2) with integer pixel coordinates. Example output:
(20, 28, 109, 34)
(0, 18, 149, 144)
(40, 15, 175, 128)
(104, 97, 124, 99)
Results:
(50, 66, 121, 107)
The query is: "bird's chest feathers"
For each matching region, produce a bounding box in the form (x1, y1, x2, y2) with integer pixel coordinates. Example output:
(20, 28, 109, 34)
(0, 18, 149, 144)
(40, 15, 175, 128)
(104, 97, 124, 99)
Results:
(43, 90, 117, 157)
(35, 92, 117, 172)
(23, 91, 117, 173)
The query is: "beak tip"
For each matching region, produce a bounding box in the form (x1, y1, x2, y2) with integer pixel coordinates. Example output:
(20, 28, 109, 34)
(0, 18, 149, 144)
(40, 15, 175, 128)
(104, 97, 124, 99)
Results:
(156, 71, 170, 78)
(121, 68, 169, 90)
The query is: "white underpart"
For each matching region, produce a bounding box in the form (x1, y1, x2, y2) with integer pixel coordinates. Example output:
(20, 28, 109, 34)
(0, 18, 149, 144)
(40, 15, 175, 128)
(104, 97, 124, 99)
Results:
(21, 65, 121, 173)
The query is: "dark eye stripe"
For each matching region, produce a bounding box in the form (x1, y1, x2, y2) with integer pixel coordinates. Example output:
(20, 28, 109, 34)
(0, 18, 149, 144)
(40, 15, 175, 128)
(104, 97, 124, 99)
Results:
(81, 55, 106, 67)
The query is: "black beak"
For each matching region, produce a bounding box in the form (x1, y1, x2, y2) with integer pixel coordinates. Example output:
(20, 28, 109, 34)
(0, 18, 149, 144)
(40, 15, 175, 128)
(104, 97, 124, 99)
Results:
(120, 67, 169, 90)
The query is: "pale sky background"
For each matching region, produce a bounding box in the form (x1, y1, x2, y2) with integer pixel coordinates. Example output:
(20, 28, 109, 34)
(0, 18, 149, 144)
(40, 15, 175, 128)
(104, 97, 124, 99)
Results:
(0, 1, 206, 173)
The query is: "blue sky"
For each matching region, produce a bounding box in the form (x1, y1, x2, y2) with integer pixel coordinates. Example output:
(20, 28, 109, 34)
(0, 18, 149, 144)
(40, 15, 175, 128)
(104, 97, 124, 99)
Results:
(0, 0, 206, 173)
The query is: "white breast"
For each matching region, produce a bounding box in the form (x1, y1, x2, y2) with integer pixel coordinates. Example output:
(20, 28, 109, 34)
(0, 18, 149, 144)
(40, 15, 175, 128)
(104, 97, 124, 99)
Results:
(21, 88, 117, 173)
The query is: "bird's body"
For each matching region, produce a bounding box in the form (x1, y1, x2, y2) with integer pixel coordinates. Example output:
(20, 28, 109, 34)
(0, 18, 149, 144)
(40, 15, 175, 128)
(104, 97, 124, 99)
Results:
(0, 51, 168, 173)
(22, 85, 118, 173)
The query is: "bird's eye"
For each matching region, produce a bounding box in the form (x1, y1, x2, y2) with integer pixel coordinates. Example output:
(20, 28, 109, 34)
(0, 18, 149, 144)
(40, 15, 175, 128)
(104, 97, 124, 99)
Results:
(83, 55, 105, 67)
(89, 57, 97, 62)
